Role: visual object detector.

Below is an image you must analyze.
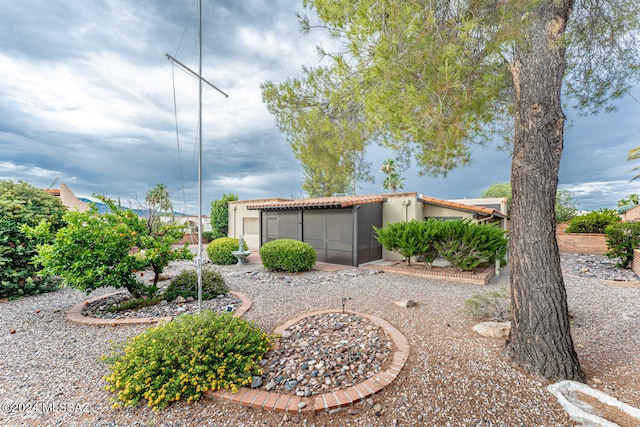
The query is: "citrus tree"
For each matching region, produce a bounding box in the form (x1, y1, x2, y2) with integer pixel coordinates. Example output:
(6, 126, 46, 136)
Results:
(32, 196, 192, 298)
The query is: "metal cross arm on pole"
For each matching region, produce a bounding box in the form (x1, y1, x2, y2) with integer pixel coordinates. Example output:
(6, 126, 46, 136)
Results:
(165, 53, 229, 98)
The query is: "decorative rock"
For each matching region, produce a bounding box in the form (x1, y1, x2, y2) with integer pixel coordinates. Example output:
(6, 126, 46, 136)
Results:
(298, 402, 307, 409)
(366, 398, 375, 407)
(250, 376, 262, 389)
(472, 321, 511, 338)
(281, 331, 292, 339)
(265, 381, 276, 391)
(373, 403, 383, 415)
(394, 299, 417, 308)
(174, 296, 187, 304)
(284, 380, 298, 391)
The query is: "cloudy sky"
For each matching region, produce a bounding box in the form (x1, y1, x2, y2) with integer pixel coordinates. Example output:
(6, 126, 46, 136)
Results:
(1, 0, 639, 215)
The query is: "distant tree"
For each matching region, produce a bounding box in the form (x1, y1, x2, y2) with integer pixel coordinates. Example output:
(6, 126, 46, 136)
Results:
(210, 194, 238, 240)
(618, 193, 639, 207)
(555, 189, 579, 224)
(145, 183, 173, 227)
(0, 181, 67, 299)
(480, 182, 513, 214)
(380, 159, 405, 193)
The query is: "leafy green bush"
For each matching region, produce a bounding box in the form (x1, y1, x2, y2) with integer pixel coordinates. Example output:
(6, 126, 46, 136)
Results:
(0, 181, 67, 299)
(163, 269, 228, 301)
(206, 237, 246, 265)
(565, 209, 620, 234)
(604, 222, 640, 268)
(102, 311, 272, 410)
(260, 239, 316, 272)
(30, 196, 192, 298)
(374, 219, 441, 266)
(202, 231, 215, 242)
(435, 220, 508, 271)
(464, 287, 511, 321)
(375, 219, 507, 271)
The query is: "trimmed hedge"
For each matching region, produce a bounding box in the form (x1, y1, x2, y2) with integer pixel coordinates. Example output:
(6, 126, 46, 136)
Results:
(260, 239, 316, 272)
(163, 269, 228, 301)
(374, 219, 507, 271)
(206, 237, 247, 265)
(566, 209, 620, 234)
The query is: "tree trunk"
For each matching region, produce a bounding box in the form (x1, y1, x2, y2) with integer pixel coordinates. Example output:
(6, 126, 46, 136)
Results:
(505, 0, 586, 382)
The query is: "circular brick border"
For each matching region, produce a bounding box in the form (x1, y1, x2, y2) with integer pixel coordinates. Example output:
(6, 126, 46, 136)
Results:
(66, 290, 252, 326)
(205, 310, 410, 414)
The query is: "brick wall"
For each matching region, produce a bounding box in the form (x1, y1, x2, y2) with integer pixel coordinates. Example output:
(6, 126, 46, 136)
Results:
(632, 249, 640, 276)
(556, 231, 607, 255)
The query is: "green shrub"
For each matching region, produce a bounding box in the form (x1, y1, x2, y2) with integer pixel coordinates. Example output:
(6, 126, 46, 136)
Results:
(260, 239, 316, 272)
(163, 269, 228, 301)
(374, 219, 442, 266)
(566, 209, 620, 234)
(464, 287, 511, 321)
(102, 311, 272, 410)
(435, 220, 508, 271)
(605, 222, 640, 268)
(0, 181, 67, 299)
(206, 237, 247, 265)
(29, 196, 192, 299)
(202, 231, 215, 242)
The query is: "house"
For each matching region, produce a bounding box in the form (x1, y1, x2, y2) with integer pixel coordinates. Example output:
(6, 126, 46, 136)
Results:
(228, 192, 506, 267)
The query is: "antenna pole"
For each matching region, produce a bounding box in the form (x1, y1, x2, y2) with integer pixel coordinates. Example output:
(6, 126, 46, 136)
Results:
(197, 0, 203, 311)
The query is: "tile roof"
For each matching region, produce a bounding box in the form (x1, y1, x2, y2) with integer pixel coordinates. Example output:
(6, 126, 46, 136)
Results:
(247, 195, 386, 210)
(419, 195, 506, 218)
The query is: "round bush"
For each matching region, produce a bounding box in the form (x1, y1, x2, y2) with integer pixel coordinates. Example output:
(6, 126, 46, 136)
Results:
(260, 239, 316, 272)
(163, 269, 228, 301)
(102, 311, 272, 410)
(206, 237, 247, 265)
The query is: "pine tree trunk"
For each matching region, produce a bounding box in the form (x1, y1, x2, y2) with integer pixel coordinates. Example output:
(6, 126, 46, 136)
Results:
(505, 0, 586, 382)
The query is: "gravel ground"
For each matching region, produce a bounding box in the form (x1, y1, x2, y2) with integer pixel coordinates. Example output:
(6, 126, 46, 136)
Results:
(0, 253, 639, 427)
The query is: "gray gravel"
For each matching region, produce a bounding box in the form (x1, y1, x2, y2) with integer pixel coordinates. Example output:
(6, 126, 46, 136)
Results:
(0, 252, 639, 426)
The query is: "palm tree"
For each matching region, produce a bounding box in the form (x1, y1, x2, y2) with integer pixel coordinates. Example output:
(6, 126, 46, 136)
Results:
(628, 147, 640, 181)
(380, 159, 405, 193)
(146, 184, 174, 228)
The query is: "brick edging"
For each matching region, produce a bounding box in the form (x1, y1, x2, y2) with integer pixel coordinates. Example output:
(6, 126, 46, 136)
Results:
(205, 310, 410, 414)
(66, 290, 252, 326)
(362, 263, 494, 285)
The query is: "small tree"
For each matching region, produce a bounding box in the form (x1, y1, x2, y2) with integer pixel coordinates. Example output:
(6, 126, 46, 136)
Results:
(32, 196, 192, 298)
(210, 193, 238, 240)
(618, 193, 639, 208)
(0, 181, 67, 299)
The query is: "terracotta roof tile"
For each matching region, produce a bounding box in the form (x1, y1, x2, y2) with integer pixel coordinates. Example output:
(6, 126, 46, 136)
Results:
(247, 195, 385, 210)
(419, 195, 505, 218)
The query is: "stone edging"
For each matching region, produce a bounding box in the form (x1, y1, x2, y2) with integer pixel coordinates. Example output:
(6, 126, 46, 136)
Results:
(66, 290, 252, 326)
(205, 310, 410, 414)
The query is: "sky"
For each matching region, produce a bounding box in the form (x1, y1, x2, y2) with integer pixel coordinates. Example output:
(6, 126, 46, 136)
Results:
(1, 0, 639, 216)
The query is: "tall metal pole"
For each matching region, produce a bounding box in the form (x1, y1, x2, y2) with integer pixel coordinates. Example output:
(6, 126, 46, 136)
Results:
(197, 0, 203, 311)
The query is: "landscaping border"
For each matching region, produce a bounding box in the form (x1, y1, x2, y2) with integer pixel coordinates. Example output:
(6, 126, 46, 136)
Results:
(205, 309, 409, 414)
(66, 290, 252, 326)
(362, 263, 495, 285)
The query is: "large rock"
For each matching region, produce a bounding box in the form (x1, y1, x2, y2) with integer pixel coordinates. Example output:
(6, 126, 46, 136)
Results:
(394, 299, 417, 308)
(472, 321, 511, 338)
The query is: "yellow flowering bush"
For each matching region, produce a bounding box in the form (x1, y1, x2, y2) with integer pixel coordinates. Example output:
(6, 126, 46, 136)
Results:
(101, 311, 272, 410)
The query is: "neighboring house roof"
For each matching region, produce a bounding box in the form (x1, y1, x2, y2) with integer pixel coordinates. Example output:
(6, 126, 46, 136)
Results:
(420, 195, 506, 219)
(247, 195, 386, 210)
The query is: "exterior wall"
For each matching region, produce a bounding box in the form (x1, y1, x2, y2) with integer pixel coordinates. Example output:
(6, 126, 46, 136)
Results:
(58, 183, 90, 212)
(556, 231, 607, 255)
(423, 205, 474, 221)
(228, 199, 283, 249)
(380, 193, 419, 261)
(621, 205, 640, 222)
(632, 249, 640, 276)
